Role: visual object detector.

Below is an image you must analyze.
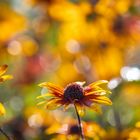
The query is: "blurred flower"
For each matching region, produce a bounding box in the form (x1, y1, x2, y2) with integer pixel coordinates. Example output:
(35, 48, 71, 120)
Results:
(0, 4, 26, 43)
(0, 102, 5, 116)
(128, 122, 140, 140)
(121, 81, 140, 106)
(14, 54, 45, 85)
(94, 0, 131, 17)
(7, 36, 39, 57)
(92, 46, 124, 80)
(0, 64, 13, 83)
(46, 118, 106, 140)
(0, 64, 13, 116)
(37, 80, 112, 116)
(24, 106, 56, 127)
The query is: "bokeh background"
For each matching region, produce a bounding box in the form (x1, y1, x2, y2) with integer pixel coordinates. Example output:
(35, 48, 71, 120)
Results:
(0, 0, 140, 139)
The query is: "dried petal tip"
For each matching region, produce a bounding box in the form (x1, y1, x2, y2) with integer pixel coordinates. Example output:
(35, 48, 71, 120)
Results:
(75, 81, 86, 86)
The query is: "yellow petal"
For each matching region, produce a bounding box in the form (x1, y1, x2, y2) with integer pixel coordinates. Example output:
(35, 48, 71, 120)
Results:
(90, 104, 102, 114)
(0, 103, 6, 116)
(36, 93, 54, 99)
(91, 96, 112, 105)
(89, 80, 108, 87)
(45, 99, 62, 110)
(38, 82, 64, 94)
(46, 123, 60, 134)
(89, 80, 111, 94)
(0, 65, 8, 76)
(37, 101, 46, 106)
(85, 90, 107, 95)
(0, 75, 13, 82)
(75, 104, 85, 117)
(63, 103, 70, 111)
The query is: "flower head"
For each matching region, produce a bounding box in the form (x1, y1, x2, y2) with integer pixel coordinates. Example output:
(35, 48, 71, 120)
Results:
(37, 80, 112, 116)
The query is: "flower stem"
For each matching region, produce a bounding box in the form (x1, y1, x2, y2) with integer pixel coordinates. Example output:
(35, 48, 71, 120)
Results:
(74, 104, 85, 140)
(0, 127, 11, 140)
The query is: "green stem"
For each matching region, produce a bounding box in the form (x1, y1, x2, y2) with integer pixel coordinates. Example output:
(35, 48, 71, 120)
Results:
(74, 104, 85, 140)
(0, 127, 11, 140)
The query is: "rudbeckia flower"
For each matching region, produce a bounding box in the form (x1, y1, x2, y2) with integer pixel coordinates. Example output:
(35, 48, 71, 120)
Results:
(37, 80, 112, 116)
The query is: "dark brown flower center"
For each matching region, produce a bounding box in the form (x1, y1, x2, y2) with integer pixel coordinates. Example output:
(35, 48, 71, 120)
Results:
(69, 125, 80, 135)
(64, 83, 84, 102)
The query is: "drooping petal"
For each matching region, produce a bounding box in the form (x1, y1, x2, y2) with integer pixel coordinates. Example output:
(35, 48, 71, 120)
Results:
(0, 102, 6, 116)
(90, 104, 102, 114)
(45, 98, 63, 110)
(75, 103, 85, 117)
(91, 96, 112, 105)
(63, 103, 70, 111)
(0, 75, 13, 82)
(83, 99, 102, 114)
(0, 65, 8, 76)
(38, 82, 64, 95)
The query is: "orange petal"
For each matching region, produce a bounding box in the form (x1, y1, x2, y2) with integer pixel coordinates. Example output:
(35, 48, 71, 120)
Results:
(0, 65, 8, 76)
(45, 98, 63, 110)
(39, 82, 64, 95)
(0, 102, 6, 116)
(0, 75, 13, 82)
(91, 96, 112, 105)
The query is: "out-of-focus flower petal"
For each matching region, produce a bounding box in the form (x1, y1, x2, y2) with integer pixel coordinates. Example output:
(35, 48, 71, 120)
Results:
(0, 65, 8, 76)
(0, 102, 6, 116)
(90, 104, 102, 114)
(75, 103, 85, 117)
(0, 75, 13, 82)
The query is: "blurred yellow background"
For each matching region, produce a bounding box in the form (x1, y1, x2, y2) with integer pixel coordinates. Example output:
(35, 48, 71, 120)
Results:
(0, 0, 140, 139)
